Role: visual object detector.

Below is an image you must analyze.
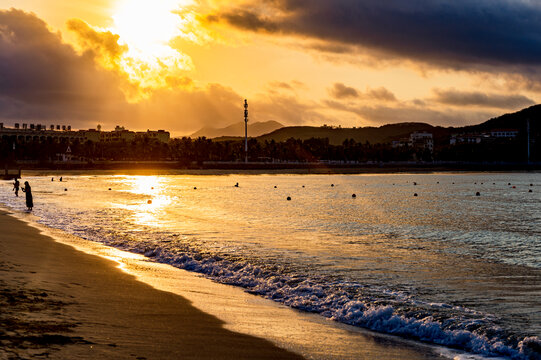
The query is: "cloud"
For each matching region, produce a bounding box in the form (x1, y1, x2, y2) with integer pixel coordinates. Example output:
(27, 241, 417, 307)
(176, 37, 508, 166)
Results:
(208, 0, 541, 72)
(324, 100, 494, 127)
(329, 83, 396, 102)
(0, 9, 126, 126)
(432, 89, 535, 109)
(329, 83, 358, 99)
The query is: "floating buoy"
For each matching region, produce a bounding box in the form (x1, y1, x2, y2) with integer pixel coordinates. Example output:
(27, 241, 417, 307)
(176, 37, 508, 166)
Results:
(436, 182, 439, 184)
(302, 185, 305, 188)
(147, 199, 152, 204)
(452, 182, 455, 184)
(352, 194, 356, 198)
(474, 182, 477, 185)
(151, 187, 154, 190)
(476, 192, 480, 196)
(64, 188, 67, 191)
(493, 183, 496, 185)
(194, 187, 197, 190)
(234, 183, 239, 187)
(413, 193, 418, 197)
(331, 184, 334, 187)
(529, 189, 533, 193)
(108, 188, 111, 191)
(274, 186, 277, 188)
(508, 183, 511, 185)
(287, 196, 291, 201)
(530, 184, 533, 187)
(413, 182, 417, 186)
(481, 183, 483, 185)
(512, 186, 516, 189)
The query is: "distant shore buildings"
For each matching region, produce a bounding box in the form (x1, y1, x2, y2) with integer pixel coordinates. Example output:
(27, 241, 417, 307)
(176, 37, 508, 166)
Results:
(0, 123, 170, 144)
(449, 128, 518, 145)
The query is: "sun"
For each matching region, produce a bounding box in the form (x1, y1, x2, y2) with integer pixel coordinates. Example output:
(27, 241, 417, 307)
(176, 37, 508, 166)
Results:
(109, 0, 195, 91)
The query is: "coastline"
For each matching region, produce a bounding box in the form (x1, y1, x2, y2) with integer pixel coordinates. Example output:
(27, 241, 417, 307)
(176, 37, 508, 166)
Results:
(0, 209, 303, 359)
(0, 207, 453, 360)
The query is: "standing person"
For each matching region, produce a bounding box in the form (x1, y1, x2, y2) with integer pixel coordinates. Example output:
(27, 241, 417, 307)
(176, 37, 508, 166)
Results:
(13, 179, 20, 197)
(21, 181, 33, 211)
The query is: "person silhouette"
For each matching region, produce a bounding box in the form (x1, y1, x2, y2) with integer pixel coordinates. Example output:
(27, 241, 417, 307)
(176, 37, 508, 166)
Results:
(21, 181, 33, 211)
(13, 179, 20, 197)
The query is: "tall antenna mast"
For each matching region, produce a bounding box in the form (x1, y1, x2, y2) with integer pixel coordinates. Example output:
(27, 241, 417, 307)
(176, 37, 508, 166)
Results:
(244, 99, 248, 163)
(526, 118, 530, 164)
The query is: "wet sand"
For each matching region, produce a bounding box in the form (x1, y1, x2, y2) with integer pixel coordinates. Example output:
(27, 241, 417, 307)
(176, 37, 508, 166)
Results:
(0, 210, 303, 359)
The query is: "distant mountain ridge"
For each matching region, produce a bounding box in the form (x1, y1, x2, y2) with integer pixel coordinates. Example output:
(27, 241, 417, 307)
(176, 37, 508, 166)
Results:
(257, 104, 541, 145)
(191, 120, 283, 138)
(189, 104, 540, 145)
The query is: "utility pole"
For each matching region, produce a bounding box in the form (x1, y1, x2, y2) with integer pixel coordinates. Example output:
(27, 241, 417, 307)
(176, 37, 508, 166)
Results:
(526, 118, 531, 163)
(244, 99, 248, 163)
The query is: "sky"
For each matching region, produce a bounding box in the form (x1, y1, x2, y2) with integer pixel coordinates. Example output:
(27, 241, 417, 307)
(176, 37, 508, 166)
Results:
(1, 0, 540, 136)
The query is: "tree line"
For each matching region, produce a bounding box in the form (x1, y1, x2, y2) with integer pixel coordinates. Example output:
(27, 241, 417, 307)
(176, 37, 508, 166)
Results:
(0, 135, 537, 164)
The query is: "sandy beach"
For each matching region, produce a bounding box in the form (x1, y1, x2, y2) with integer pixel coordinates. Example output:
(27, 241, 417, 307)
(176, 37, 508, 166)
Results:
(0, 209, 304, 359)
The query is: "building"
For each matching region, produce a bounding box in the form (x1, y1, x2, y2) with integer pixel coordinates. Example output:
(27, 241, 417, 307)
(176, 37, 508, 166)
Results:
(0, 124, 170, 144)
(490, 129, 519, 138)
(409, 131, 433, 152)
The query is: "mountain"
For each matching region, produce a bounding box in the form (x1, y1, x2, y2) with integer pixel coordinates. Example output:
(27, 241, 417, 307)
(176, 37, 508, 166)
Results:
(191, 120, 283, 138)
(257, 122, 445, 145)
(257, 105, 541, 145)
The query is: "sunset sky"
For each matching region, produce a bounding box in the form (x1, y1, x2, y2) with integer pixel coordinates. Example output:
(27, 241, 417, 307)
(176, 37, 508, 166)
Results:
(1, 0, 540, 136)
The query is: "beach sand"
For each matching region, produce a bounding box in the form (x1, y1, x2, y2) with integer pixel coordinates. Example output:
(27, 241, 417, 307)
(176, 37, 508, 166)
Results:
(0, 210, 304, 359)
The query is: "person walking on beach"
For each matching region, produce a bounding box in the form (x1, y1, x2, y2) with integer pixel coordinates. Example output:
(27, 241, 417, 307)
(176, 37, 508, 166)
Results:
(13, 179, 20, 197)
(21, 181, 33, 211)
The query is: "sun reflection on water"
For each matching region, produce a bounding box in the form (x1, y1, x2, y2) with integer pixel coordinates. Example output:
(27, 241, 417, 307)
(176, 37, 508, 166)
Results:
(113, 176, 174, 228)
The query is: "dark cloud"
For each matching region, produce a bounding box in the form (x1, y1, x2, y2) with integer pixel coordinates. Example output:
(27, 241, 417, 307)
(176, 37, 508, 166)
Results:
(329, 83, 396, 102)
(433, 89, 535, 109)
(329, 83, 358, 99)
(210, 0, 541, 70)
(324, 100, 493, 127)
(0, 9, 126, 126)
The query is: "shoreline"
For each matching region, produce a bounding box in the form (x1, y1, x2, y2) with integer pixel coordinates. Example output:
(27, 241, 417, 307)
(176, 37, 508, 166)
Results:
(0, 207, 452, 360)
(0, 209, 303, 359)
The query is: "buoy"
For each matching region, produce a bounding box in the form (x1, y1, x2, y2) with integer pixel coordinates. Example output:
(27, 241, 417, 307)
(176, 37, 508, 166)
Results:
(529, 189, 533, 193)
(352, 194, 356, 198)
(481, 183, 483, 185)
(476, 192, 480, 196)
(194, 187, 197, 190)
(413, 182, 417, 185)
(234, 183, 239, 187)
(530, 184, 533, 186)
(436, 182, 439, 184)
(287, 196, 291, 201)
(302, 185, 305, 188)
(508, 183, 511, 185)
(413, 193, 418, 197)
(493, 183, 496, 185)
(331, 184, 334, 187)
(274, 186, 277, 188)
(147, 199, 152, 204)
(108, 188, 111, 191)
(151, 187, 154, 190)
(64, 188, 67, 191)
(452, 182, 455, 184)
(512, 186, 516, 189)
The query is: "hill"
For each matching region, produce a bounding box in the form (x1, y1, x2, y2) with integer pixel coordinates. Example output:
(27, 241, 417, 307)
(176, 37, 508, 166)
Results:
(191, 120, 283, 138)
(257, 123, 445, 145)
(256, 105, 541, 145)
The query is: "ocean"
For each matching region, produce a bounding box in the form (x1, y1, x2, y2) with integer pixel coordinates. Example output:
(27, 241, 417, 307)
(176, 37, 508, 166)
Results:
(1, 172, 540, 359)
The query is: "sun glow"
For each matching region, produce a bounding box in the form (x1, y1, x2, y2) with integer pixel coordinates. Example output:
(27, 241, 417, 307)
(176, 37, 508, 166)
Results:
(109, 0, 196, 92)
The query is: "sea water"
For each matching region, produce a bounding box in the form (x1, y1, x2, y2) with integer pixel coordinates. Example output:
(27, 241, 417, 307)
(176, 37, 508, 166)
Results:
(1, 173, 540, 359)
